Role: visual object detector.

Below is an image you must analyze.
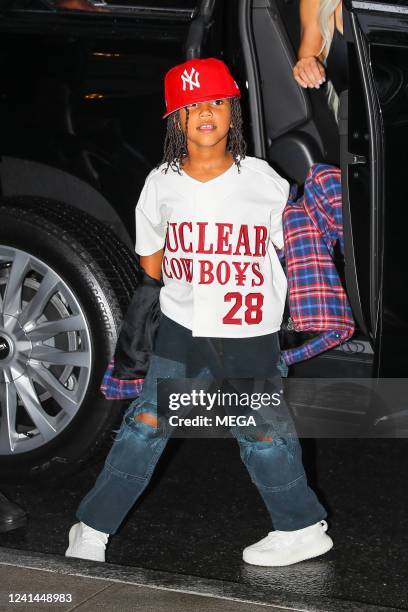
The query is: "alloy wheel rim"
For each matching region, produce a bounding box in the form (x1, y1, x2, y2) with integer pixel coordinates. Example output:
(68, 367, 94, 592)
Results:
(0, 246, 92, 455)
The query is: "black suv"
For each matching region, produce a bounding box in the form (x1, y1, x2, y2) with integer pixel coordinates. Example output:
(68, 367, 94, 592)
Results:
(0, 0, 405, 480)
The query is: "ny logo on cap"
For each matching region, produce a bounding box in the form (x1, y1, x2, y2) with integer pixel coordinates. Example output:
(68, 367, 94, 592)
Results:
(181, 67, 200, 91)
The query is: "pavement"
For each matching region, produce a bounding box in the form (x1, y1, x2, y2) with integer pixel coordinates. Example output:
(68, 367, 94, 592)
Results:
(0, 547, 396, 612)
(1, 438, 408, 611)
(0, 551, 289, 612)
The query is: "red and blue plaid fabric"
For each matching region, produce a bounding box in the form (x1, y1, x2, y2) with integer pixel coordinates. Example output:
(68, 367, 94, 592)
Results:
(100, 360, 144, 400)
(281, 163, 355, 365)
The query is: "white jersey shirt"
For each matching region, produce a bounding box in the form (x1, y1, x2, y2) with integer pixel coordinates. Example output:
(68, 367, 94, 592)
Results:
(135, 156, 289, 338)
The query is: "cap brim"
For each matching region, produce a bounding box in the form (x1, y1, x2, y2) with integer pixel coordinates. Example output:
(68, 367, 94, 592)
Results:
(162, 92, 241, 119)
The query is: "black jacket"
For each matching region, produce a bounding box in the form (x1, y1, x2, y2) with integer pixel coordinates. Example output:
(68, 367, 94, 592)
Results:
(111, 268, 163, 380)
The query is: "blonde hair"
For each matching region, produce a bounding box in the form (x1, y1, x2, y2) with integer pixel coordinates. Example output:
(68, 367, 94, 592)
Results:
(318, 0, 341, 120)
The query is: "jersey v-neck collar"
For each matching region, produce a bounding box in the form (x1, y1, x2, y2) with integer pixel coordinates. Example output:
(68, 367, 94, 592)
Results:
(180, 161, 237, 185)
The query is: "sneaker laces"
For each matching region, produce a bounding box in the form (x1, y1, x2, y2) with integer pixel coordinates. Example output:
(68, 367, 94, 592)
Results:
(255, 520, 328, 549)
(254, 530, 295, 550)
(81, 524, 108, 546)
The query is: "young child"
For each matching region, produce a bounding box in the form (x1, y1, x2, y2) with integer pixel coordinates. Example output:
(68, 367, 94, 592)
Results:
(65, 57, 333, 567)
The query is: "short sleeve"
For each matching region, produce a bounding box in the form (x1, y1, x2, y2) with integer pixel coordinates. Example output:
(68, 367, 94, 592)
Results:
(269, 177, 290, 250)
(135, 175, 167, 256)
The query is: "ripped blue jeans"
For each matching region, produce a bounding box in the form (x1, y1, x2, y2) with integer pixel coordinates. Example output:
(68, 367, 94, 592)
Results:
(77, 315, 326, 534)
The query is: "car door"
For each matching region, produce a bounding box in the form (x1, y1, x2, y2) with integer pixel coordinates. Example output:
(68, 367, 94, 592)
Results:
(341, 0, 408, 376)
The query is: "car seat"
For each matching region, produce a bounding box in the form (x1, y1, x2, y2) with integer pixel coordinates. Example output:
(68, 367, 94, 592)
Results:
(251, 0, 340, 184)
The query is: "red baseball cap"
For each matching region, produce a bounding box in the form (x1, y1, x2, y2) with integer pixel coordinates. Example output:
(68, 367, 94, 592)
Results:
(163, 57, 241, 119)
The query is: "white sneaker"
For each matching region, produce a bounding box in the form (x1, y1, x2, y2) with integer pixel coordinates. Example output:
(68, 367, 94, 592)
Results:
(65, 522, 109, 562)
(243, 520, 333, 567)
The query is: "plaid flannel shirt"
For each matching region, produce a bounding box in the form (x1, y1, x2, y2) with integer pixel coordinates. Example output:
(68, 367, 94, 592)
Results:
(281, 163, 355, 365)
(101, 163, 354, 399)
(100, 360, 144, 400)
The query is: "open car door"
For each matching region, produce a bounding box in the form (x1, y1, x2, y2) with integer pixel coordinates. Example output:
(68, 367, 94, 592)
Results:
(341, 0, 408, 377)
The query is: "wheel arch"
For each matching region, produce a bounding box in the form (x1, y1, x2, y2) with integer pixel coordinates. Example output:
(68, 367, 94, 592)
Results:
(0, 156, 133, 251)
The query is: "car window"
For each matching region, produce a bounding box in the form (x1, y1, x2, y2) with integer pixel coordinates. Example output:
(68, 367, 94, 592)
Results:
(10, 0, 198, 14)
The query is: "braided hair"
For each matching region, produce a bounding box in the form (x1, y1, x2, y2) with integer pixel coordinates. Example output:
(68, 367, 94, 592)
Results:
(158, 97, 246, 174)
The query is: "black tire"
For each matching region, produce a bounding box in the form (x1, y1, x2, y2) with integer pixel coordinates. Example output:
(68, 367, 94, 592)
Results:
(0, 197, 139, 483)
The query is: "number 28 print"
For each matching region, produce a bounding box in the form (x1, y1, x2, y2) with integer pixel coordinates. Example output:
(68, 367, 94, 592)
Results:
(223, 292, 264, 325)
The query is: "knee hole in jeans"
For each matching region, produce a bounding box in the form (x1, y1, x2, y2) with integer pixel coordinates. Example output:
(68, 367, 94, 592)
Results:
(134, 412, 158, 428)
